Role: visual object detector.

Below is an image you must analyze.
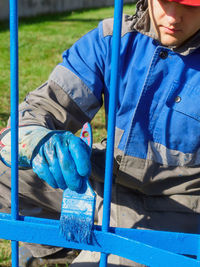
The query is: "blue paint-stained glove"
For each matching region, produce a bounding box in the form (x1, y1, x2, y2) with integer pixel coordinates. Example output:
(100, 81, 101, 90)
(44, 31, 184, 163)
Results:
(31, 131, 91, 190)
(0, 126, 91, 191)
(0, 126, 50, 168)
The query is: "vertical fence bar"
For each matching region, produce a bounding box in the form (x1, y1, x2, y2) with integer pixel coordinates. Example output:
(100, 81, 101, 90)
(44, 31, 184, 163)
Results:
(9, 0, 19, 265)
(99, 1, 123, 266)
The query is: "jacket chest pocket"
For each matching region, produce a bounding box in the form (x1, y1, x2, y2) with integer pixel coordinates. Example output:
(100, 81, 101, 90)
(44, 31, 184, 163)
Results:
(153, 81, 200, 161)
(167, 81, 200, 122)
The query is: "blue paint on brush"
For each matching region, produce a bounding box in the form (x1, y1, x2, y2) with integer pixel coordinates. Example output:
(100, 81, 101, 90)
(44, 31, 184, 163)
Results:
(60, 123, 96, 243)
(60, 179, 96, 243)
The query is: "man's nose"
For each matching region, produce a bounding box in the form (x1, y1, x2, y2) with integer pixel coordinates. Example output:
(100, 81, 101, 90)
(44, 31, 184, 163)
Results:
(165, 2, 182, 25)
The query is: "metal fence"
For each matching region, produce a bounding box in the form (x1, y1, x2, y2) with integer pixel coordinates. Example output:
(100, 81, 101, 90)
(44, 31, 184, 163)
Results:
(1, 0, 200, 266)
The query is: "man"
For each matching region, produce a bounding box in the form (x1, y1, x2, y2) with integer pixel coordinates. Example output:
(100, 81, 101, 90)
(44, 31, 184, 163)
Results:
(1, 0, 200, 266)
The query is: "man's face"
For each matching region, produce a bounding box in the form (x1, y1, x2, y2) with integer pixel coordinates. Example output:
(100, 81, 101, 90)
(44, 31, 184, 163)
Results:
(148, 0, 200, 47)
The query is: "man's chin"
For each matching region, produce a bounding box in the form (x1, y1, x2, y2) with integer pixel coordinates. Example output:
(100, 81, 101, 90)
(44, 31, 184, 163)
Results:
(159, 36, 182, 48)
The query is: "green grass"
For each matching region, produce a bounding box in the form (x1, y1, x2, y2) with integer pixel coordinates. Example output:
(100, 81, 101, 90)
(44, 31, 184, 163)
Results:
(0, 4, 135, 137)
(0, 240, 11, 266)
(0, 4, 136, 265)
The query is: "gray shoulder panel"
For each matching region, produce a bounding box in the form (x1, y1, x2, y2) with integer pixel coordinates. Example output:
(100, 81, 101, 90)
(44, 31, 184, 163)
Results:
(49, 65, 101, 120)
(102, 15, 136, 38)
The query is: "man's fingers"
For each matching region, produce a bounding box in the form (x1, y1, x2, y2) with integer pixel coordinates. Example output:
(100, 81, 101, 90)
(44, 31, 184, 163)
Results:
(32, 152, 59, 189)
(56, 138, 83, 191)
(43, 141, 67, 190)
(68, 134, 91, 177)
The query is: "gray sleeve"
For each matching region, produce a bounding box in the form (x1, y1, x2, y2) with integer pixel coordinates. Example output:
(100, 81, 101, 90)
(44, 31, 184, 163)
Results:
(8, 66, 102, 134)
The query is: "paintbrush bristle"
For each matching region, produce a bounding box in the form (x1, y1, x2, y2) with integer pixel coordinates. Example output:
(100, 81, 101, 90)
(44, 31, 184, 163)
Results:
(60, 213, 93, 243)
(59, 123, 95, 244)
(60, 180, 96, 244)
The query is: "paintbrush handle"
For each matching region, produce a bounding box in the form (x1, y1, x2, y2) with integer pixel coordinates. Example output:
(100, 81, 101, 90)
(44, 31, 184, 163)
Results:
(60, 122, 96, 243)
(80, 122, 93, 149)
(80, 123, 95, 196)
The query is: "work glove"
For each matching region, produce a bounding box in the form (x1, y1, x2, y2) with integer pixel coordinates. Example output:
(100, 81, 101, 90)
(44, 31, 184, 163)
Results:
(0, 126, 91, 191)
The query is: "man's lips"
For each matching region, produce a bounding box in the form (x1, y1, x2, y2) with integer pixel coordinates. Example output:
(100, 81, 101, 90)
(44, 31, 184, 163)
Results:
(160, 26, 182, 34)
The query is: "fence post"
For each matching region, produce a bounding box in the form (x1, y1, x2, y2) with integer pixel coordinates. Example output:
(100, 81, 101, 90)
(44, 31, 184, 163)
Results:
(9, 0, 19, 265)
(99, 0, 123, 266)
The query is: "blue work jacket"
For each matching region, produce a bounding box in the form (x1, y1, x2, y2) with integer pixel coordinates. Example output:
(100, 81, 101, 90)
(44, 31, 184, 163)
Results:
(59, 19, 200, 159)
(14, 14, 200, 199)
(46, 17, 200, 195)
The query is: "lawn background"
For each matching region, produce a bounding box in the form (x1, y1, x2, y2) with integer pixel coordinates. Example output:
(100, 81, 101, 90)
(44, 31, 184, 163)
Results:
(0, 3, 135, 266)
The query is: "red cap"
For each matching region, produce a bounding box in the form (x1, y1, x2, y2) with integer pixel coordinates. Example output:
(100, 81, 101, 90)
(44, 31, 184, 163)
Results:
(167, 0, 200, 5)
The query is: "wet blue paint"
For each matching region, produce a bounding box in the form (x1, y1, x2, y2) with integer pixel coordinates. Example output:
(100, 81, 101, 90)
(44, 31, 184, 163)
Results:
(60, 123, 96, 244)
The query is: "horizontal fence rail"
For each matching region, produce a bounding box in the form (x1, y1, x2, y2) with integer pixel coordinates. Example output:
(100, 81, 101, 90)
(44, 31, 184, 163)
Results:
(0, 213, 200, 266)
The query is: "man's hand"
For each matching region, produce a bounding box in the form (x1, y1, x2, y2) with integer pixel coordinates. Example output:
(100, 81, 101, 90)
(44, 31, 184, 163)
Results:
(0, 126, 91, 191)
(32, 131, 91, 191)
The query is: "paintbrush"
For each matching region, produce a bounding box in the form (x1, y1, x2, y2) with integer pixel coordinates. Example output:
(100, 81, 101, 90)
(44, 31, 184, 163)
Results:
(60, 122, 96, 243)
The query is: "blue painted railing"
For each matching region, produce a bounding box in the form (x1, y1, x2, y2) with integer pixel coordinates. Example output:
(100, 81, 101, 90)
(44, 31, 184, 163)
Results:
(9, 0, 19, 265)
(100, 1, 123, 266)
(4, 0, 200, 266)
